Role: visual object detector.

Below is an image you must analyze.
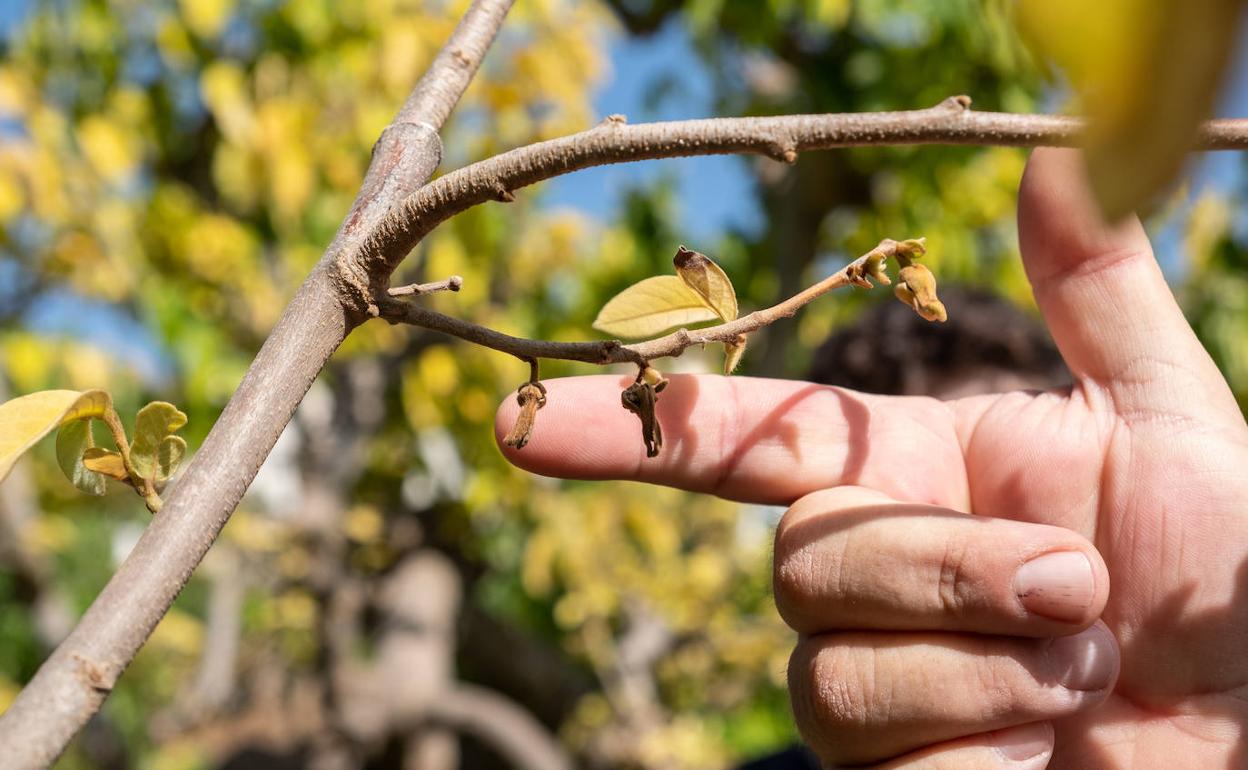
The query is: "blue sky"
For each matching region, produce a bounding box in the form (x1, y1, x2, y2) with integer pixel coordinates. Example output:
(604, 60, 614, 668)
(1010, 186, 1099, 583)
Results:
(542, 19, 763, 240)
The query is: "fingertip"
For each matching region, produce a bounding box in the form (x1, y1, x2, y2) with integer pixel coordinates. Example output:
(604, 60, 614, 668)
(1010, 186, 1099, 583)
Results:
(990, 721, 1056, 766)
(1020, 147, 1151, 280)
(1048, 620, 1121, 695)
(874, 722, 1055, 769)
(1013, 545, 1110, 628)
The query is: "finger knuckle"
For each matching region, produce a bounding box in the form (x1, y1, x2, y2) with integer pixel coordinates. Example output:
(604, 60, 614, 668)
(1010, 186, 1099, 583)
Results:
(935, 537, 974, 619)
(774, 532, 850, 632)
(788, 638, 883, 763)
(774, 491, 859, 631)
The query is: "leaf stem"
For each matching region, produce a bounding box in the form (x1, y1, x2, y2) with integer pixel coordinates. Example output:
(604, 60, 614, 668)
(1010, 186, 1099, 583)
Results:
(99, 409, 162, 514)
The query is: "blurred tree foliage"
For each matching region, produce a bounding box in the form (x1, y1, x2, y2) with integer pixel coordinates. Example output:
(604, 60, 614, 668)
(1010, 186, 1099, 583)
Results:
(1, 1, 1243, 769)
(1183, 191, 1248, 410)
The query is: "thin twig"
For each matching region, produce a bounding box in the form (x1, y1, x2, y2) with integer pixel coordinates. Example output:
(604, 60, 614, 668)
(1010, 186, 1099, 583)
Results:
(387, 276, 464, 297)
(0, 2, 517, 767)
(379, 239, 905, 365)
(356, 96, 1248, 286)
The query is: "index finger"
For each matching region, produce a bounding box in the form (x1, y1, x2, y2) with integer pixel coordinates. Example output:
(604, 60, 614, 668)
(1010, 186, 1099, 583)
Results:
(494, 374, 970, 507)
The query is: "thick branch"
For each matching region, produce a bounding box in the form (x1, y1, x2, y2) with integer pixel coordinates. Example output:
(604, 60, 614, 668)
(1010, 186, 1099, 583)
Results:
(396, 0, 515, 129)
(380, 240, 905, 366)
(0, 3, 515, 767)
(333, 0, 518, 309)
(358, 96, 1248, 283)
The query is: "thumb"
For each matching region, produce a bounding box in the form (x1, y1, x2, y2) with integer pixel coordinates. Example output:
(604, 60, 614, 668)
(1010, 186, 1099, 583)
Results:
(1017, 147, 1239, 424)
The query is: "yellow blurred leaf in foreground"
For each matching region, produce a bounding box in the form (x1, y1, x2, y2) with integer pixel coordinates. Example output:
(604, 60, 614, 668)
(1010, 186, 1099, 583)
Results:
(1018, 0, 1243, 220)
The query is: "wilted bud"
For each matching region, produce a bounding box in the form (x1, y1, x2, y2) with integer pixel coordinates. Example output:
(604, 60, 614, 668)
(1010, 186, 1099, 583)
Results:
(895, 237, 927, 261)
(621, 380, 663, 458)
(894, 264, 947, 323)
(723, 334, 747, 374)
(503, 382, 547, 449)
(640, 365, 669, 392)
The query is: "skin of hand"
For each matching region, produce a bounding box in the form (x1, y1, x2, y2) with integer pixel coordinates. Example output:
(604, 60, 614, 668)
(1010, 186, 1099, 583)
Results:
(495, 148, 1248, 769)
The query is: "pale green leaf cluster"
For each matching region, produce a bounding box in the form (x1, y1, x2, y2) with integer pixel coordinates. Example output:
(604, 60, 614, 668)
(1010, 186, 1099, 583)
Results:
(0, 389, 187, 506)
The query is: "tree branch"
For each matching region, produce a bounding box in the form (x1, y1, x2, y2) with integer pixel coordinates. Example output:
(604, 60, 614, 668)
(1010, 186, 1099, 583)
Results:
(388, 275, 464, 297)
(356, 95, 1248, 286)
(378, 239, 910, 366)
(0, 2, 516, 766)
(425, 684, 573, 770)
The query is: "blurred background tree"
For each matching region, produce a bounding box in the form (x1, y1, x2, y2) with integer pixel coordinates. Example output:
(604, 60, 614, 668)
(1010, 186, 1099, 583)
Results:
(0, 1, 1244, 769)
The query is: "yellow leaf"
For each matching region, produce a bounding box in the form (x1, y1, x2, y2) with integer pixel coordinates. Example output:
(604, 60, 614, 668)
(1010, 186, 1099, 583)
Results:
(592, 276, 720, 338)
(0, 389, 111, 484)
(674, 246, 738, 321)
(1018, 0, 1243, 221)
(82, 448, 129, 481)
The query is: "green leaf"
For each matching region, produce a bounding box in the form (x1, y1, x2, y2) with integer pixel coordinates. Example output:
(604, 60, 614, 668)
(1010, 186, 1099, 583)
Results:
(674, 245, 738, 321)
(130, 401, 188, 481)
(0, 389, 111, 486)
(56, 418, 107, 495)
(154, 436, 187, 481)
(592, 276, 720, 338)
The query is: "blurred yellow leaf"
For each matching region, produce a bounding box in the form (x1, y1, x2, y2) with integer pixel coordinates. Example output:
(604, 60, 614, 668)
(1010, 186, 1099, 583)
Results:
(25, 514, 77, 555)
(201, 61, 255, 145)
(814, 0, 851, 27)
(179, 0, 235, 39)
(0, 676, 18, 713)
(155, 17, 195, 67)
(1185, 192, 1232, 272)
(0, 173, 23, 220)
(77, 116, 138, 183)
(1018, 0, 1244, 221)
(418, 346, 460, 398)
(149, 608, 204, 656)
(592, 276, 720, 338)
(0, 389, 110, 484)
(344, 504, 383, 543)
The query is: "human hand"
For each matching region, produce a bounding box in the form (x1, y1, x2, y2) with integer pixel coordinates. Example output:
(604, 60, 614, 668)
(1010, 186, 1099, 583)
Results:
(496, 148, 1248, 768)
